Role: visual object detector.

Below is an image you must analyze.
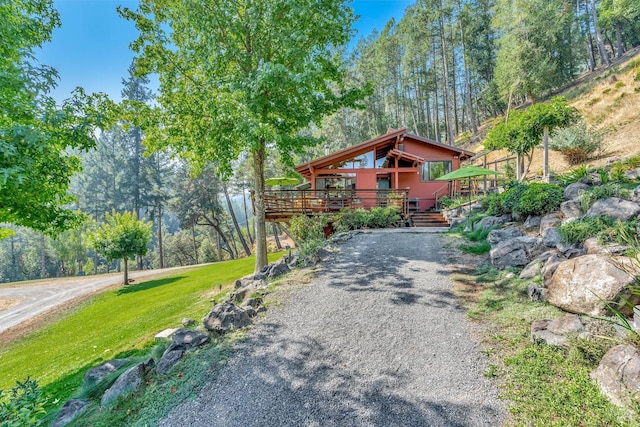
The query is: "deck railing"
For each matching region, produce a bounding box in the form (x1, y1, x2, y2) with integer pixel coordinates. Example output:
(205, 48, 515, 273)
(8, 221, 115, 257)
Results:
(260, 189, 410, 220)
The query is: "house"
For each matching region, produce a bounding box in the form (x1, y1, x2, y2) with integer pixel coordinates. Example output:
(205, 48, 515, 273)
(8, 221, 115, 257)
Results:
(262, 128, 474, 223)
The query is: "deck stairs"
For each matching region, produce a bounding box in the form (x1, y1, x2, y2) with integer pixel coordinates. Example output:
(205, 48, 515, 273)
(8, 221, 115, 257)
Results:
(411, 211, 449, 228)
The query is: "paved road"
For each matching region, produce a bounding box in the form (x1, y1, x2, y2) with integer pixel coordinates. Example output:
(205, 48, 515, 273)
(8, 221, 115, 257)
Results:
(0, 265, 199, 336)
(161, 229, 506, 427)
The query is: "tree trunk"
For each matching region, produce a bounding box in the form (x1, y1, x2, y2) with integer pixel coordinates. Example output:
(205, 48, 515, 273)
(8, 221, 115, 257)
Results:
(224, 184, 251, 256)
(543, 126, 550, 181)
(591, 0, 611, 66)
(215, 228, 222, 261)
(242, 187, 253, 244)
(40, 233, 46, 279)
(582, 0, 597, 71)
(459, 14, 478, 136)
(252, 145, 268, 272)
(123, 257, 128, 286)
(272, 222, 282, 250)
(615, 22, 624, 57)
(157, 202, 164, 268)
(438, 13, 455, 145)
(191, 224, 199, 264)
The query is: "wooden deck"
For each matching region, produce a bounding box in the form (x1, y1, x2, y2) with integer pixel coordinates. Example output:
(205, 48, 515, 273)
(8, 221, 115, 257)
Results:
(258, 189, 410, 221)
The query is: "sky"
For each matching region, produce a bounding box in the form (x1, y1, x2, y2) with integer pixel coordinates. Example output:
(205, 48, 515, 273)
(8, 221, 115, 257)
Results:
(36, 0, 414, 104)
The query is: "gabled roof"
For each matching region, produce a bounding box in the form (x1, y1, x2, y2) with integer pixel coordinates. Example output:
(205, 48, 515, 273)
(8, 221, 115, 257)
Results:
(295, 128, 474, 178)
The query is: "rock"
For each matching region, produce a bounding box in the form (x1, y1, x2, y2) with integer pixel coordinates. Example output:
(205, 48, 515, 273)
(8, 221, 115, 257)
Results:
(527, 284, 546, 301)
(203, 301, 252, 333)
(182, 318, 195, 327)
(234, 277, 266, 290)
(243, 307, 257, 318)
(156, 328, 211, 375)
(83, 359, 129, 389)
(523, 216, 542, 231)
(256, 305, 267, 314)
(631, 185, 640, 203)
(520, 260, 543, 280)
(564, 182, 590, 200)
(585, 237, 631, 255)
(531, 314, 585, 347)
(560, 200, 583, 219)
(241, 297, 264, 308)
(532, 250, 560, 265)
(487, 226, 524, 246)
(490, 236, 544, 269)
(541, 253, 566, 286)
(540, 213, 563, 233)
(101, 358, 154, 407)
(546, 255, 639, 316)
(52, 399, 89, 427)
(542, 227, 562, 248)
(230, 279, 267, 303)
(449, 217, 466, 229)
(591, 345, 640, 407)
(607, 75, 618, 84)
(476, 215, 507, 232)
(586, 197, 640, 222)
(624, 168, 640, 181)
(557, 242, 586, 259)
(156, 348, 185, 376)
(268, 262, 290, 279)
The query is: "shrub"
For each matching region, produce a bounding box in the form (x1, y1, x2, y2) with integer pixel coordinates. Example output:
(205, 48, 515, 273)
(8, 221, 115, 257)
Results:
(549, 121, 604, 165)
(516, 183, 564, 216)
(367, 206, 401, 228)
(578, 183, 631, 211)
(0, 378, 49, 427)
(480, 193, 505, 216)
(501, 182, 528, 214)
(559, 216, 614, 244)
(289, 215, 327, 243)
(333, 208, 368, 232)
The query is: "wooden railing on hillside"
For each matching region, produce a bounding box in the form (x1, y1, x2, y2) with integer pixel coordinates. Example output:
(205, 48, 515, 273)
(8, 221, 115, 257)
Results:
(255, 189, 410, 221)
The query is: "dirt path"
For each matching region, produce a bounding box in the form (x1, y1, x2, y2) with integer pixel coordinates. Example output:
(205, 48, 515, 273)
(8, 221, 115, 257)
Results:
(0, 265, 203, 342)
(161, 230, 506, 426)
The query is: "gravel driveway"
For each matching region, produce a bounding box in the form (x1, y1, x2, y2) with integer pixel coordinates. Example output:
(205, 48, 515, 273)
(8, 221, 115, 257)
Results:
(161, 229, 506, 426)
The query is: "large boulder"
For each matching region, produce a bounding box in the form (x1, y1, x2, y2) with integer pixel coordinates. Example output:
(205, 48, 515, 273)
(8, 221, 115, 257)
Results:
(487, 226, 524, 246)
(541, 252, 566, 286)
(560, 200, 583, 220)
(203, 301, 252, 333)
(586, 197, 640, 222)
(268, 262, 290, 279)
(157, 329, 210, 375)
(230, 278, 267, 303)
(546, 255, 639, 316)
(539, 213, 563, 233)
(52, 399, 89, 427)
(625, 168, 640, 181)
(541, 227, 562, 248)
(584, 237, 629, 255)
(564, 182, 590, 200)
(476, 215, 507, 232)
(591, 345, 640, 407)
(83, 359, 129, 389)
(531, 314, 586, 348)
(101, 358, 154, 407)
(490, 236, 544, 269)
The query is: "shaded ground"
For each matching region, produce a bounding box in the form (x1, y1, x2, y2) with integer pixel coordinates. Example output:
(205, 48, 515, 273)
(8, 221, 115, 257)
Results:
(161, 229, 506, 426)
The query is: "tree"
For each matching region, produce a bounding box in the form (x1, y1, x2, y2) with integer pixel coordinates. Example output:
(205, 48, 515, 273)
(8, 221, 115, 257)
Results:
(119, 0, 367, 272)
(87, 211, 152, 286)
(485, 97, 579, 180)
(1, 0, 111, 237)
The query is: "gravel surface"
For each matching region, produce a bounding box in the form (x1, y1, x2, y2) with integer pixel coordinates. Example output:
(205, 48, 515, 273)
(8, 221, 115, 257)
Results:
(161, 230, 506, 427)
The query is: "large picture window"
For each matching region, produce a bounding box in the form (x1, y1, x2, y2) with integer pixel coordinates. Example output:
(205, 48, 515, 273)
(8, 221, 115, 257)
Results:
(421, 161, 452, 181)
(315, 174, 356, 191)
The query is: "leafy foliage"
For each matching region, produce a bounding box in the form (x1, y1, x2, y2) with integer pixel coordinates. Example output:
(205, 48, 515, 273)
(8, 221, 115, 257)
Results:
(559, 216, 615, 244)
(0, 377, 49, 427)
(550, 120, 605, 165)
(579, 183, 631, 211)
(0, 0, 112, 236)
(516, 183, 564, 216)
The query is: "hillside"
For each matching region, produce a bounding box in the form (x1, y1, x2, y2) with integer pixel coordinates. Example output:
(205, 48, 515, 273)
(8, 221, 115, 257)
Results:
(469, 50, 640, 177)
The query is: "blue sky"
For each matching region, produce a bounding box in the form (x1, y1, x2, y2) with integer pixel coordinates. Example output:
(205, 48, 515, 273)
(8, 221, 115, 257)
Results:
(37, 0, 414, 104)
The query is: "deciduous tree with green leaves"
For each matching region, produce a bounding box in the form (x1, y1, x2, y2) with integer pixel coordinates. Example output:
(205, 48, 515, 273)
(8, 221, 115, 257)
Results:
(118, 0, 368, 271)
(87, 211, 152, 286)
(485, 97, 579, 180)
(0, 0, 112, 238)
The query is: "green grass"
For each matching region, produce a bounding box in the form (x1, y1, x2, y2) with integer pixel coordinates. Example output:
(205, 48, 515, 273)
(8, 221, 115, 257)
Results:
(0, 253, 283, 405)
(452, 263, 640, 425)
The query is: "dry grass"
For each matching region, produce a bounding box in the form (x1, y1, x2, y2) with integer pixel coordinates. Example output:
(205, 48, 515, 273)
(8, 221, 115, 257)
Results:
(470, 51, 640, 177)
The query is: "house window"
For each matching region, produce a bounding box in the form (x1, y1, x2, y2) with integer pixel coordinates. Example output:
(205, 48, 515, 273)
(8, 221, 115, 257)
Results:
(421, 161, 452, 181)
(315, 174, 356, 191)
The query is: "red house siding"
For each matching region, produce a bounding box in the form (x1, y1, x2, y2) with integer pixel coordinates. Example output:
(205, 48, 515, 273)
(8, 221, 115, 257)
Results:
(295, 129, 473, 211)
